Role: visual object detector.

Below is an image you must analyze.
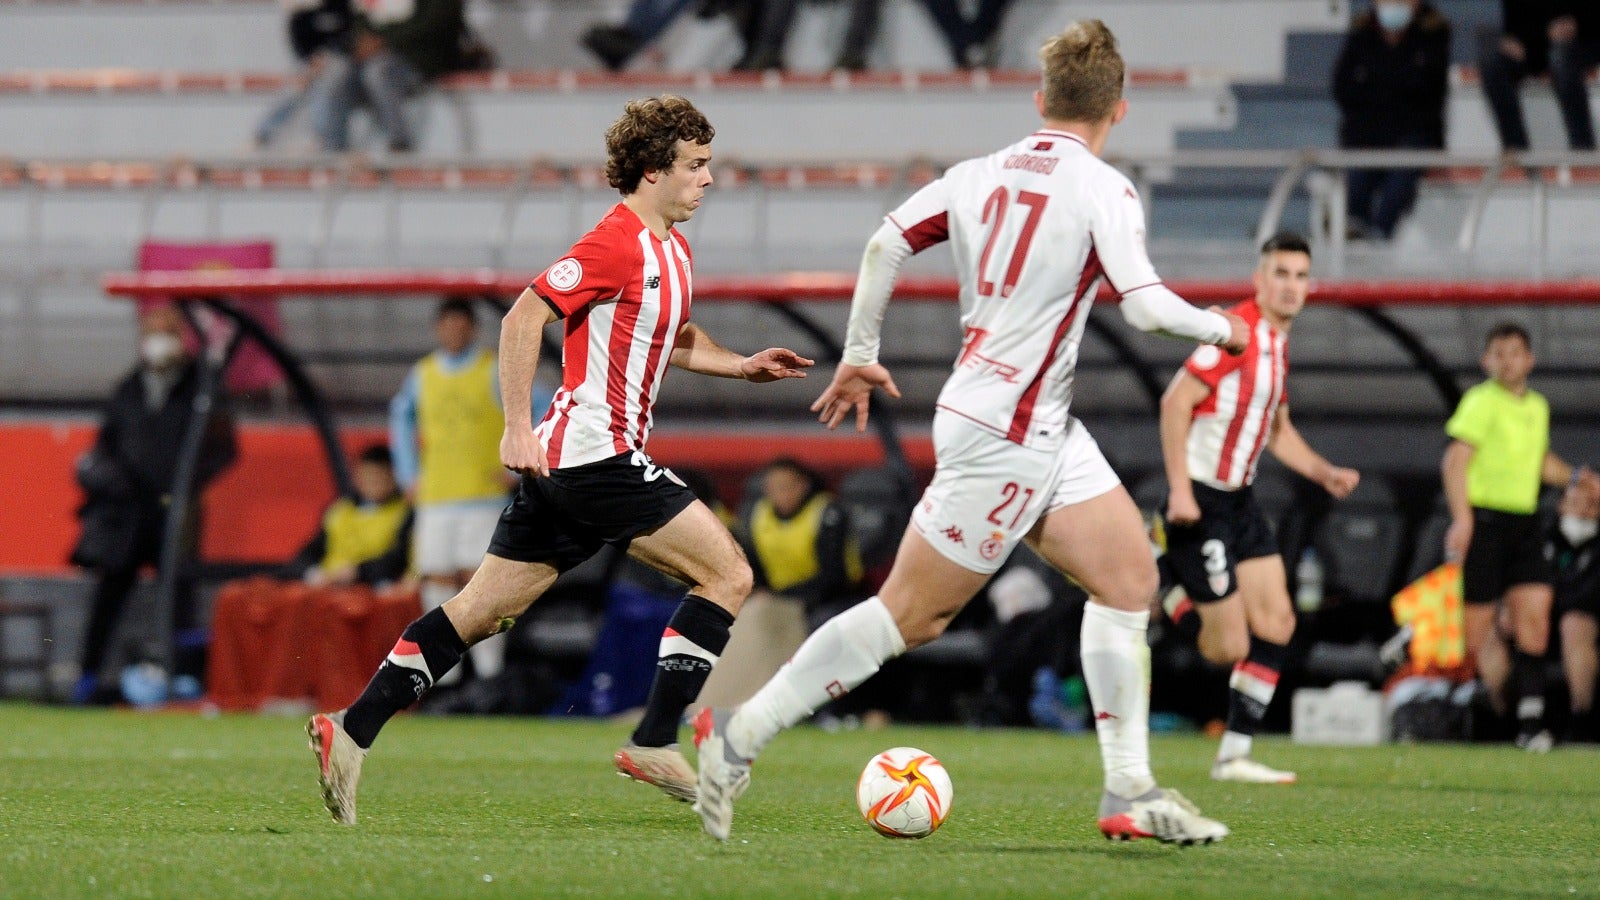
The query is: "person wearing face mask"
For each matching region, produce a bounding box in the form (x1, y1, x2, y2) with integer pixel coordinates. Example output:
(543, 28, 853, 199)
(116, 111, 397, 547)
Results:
(69, 304, 238, 704)
(1546, 471, 1600, 743)
(1332, 0, 1450, 240)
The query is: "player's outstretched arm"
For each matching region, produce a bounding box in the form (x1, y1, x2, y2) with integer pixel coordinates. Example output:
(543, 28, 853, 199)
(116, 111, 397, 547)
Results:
(811, 362, 900, 432)
(499, 288, 554, 478)
(1159, 370, 1209, 525)
(670, 322, 813, 381)
(1267, 403, 1359, 499)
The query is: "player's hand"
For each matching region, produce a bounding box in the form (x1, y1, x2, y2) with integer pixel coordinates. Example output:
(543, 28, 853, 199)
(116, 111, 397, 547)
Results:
(810, 362, 901, 432)
(501, 425, 549, 478)
(1165, 490, 1202, 527)
(1216, 310, 1250, 356)
(1444, 516, 1472, 563)
(1578, 466, 1600, 495)
(1323, 466, 1360, 499)
(741, 348, 814, 383)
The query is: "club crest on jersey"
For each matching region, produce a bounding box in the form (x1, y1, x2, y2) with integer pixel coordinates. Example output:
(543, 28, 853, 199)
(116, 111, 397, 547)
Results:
(1191, 345, 1222, 369)
(547, 258, 583, 291)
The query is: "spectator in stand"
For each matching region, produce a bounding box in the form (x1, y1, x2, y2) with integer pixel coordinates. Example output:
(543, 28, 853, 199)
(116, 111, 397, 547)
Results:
(1478, 1, 1598, 152)
(1442, 321, 1595, 751)
(918, 0, 1016, 69)
(739, 0, 886, 72)
(390, 298, 514, 688)
(1332, 0, 1450, 240)
(286, 444, 413, 588)
(1548, 469, 1600, 743)
(69, 305, 238, 703)
(255, 0, 353, 150)
(581, 0, 761, 72)
(310, 0, 466, 153)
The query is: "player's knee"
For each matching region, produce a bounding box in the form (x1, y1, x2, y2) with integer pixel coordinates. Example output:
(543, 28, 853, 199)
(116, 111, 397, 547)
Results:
(700, 556, 754, 609)
(899, 613, 950, 651)
(1100, 567, 1160, 613)
(1199, 630, 1248, 666)
(1259, 610, 1296, 645)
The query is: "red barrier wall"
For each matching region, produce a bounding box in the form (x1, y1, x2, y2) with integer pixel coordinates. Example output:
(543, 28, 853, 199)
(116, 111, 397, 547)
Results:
(0, 422, 932, 575)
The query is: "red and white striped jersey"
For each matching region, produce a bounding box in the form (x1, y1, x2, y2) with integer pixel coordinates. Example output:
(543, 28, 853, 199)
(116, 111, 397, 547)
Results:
(528, 203, 693, 469)
(1183, 300, 1288, 489)
(885, 129, 1188, 449)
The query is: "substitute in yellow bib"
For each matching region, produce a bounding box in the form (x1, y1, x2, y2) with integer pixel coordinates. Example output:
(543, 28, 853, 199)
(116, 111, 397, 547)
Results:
(290, 444, 413, 586)
(391, 298, 522, 686)
(1442, 321, 1595, 750)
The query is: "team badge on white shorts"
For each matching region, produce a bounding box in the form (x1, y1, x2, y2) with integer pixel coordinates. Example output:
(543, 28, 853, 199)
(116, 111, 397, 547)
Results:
(979, 532, 1005, 562)
(547, 258, 583, 291)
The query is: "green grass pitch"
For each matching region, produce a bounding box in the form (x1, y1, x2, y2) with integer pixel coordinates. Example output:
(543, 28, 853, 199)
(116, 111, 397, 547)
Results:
(1, 704, 1596, 897)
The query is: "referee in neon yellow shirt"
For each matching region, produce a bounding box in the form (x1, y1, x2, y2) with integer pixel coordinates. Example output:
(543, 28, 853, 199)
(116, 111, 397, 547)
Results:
(1442, 322, 1594, 751)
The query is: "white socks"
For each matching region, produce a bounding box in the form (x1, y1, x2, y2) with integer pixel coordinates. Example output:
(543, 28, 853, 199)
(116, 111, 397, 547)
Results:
(727, 597, 906, 759)
(1080, 602, 1156, 799)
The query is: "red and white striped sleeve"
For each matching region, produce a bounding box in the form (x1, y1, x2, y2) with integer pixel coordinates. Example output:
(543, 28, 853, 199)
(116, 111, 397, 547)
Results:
(531, 227, 636, 319)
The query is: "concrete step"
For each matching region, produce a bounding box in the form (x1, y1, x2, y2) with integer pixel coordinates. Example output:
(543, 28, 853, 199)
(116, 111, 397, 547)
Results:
(0, 0, 1344, 76)
(0, 71, 1231, 158)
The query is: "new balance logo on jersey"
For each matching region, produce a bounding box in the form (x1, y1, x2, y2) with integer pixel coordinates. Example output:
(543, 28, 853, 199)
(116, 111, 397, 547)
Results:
(644, 275, 661, 290)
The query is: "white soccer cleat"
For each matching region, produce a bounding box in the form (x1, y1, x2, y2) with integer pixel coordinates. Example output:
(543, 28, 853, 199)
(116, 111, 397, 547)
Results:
(307, 711, 367, 825)
(1516, 729, 1555, 754)
(613, 743, 698, 802)
(1211, 756, 1297, 784)
(1098, 787, 1229, 845)
(692, 707, 752, 841)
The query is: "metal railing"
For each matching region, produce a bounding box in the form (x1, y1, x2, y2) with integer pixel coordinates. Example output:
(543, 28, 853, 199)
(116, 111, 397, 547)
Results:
(6, 149, 1600, 276)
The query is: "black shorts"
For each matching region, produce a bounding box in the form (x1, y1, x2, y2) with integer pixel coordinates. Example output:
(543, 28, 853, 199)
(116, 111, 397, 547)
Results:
(1461, 507, 1551, 605)
(1554, 548, 1600, 619)
(486, 450, 698, 572)
(1163, 481, 1279, 604)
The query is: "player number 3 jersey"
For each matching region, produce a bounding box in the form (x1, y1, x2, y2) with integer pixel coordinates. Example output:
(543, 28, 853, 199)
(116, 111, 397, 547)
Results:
(1182, 300, 1287, 490)
(529, 203, 693, 469)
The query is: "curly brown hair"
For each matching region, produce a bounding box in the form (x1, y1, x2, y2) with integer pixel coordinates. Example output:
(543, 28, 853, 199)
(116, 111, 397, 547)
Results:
(1038, 20, 1124, 124)
(604, 95, 716, 195)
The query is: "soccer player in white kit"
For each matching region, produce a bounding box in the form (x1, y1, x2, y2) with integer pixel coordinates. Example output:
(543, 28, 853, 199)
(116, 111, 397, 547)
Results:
(693, 20, 1249, 844)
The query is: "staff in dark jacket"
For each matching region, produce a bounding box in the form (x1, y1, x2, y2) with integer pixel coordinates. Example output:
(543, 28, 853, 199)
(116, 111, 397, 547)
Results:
(1332, 0, 1450, 239)
(72, 305, 237, 703)
(1478, 0, 1598, 152)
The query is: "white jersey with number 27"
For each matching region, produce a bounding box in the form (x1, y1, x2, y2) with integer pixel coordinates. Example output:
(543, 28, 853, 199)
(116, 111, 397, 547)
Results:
(849, 129, 1229, 452)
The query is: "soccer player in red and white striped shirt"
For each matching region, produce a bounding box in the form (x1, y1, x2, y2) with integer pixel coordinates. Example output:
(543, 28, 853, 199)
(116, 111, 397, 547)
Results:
(694, 21, 1250, 846)
(308, 95, 814, 825)
(1158, 232, 1360, 784)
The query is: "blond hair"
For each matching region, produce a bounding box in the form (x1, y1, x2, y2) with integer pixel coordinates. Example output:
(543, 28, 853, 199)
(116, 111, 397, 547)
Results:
(1038, 20, 1124, 123)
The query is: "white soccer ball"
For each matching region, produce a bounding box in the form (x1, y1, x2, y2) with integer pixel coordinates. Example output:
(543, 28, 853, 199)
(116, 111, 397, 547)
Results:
(855, 746, 953, 838)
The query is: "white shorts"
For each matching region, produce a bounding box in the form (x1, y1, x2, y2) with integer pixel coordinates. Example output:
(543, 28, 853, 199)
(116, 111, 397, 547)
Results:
(413, 501, 504, 575)
(910, 412, 1121, 575)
